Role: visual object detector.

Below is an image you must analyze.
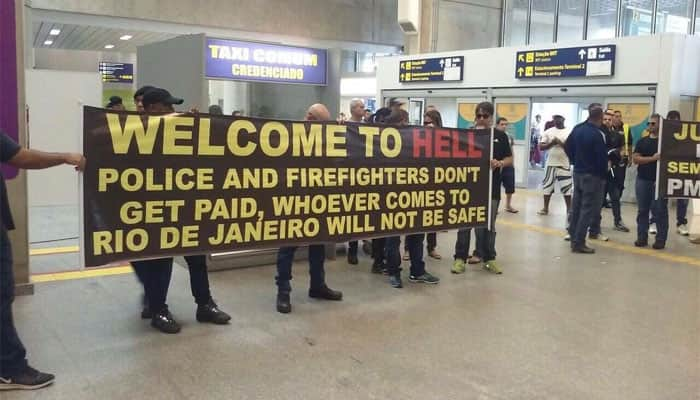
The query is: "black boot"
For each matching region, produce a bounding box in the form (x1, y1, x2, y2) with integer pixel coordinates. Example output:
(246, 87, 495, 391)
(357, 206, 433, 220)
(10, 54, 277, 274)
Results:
(276, 292, 292, 314)
(196, 298, 231, 324)
(309, 285, 343, 301)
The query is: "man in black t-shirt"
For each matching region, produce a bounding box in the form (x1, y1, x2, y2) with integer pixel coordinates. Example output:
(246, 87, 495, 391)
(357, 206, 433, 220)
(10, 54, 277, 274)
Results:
(633, 114, 668, 249)
(1, 131, 84, 391)
(452, 102, 513, 275)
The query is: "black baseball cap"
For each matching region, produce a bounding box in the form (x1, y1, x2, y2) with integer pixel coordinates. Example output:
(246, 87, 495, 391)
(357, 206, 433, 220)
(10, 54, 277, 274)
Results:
(141, 88, 184, 108)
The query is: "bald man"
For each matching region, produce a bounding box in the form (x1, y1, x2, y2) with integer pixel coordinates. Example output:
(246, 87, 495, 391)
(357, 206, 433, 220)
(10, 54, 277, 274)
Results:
(275, 104, 343, 314)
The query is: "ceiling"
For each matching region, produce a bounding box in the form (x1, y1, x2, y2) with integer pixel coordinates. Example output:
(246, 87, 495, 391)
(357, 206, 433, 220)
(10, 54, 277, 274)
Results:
(32, 21, 176, 52)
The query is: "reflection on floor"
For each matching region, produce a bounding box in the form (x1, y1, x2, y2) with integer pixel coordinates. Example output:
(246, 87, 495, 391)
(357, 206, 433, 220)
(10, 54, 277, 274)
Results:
(10, 192, 700, 400)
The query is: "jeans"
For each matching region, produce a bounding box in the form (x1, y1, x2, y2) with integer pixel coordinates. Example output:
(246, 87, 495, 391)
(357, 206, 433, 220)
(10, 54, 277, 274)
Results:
(183, 255, 212, 305)
(347, 241, 358, 256)
(569, 173, 606, 248)
(131, 258, 173, 313)
(386, 234, 425, 277)
(372, 238, 386, 265)
(0, 228, 27, 376)
(426, 233, 437, 252)
(454, 228, 472, 261)
(677, 199, 689, 226)
(275, 245, 326, 293)
(475, 199, 500, 262)
(636, 179, 669, 243)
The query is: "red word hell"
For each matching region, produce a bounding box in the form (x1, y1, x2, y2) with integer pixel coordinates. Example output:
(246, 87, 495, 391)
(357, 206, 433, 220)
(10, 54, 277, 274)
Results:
(412, 128, 483, 159)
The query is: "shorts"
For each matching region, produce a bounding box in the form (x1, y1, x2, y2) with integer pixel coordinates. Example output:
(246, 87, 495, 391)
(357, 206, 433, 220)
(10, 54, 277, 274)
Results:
(501, 166, 515, 194)
(542, 166, 573, 195)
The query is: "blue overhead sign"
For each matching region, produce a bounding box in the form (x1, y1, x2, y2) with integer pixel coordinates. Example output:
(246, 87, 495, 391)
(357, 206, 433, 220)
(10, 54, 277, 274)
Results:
(99, 62, 133, 83)
(205, 38, 327, 85)
(399, 56, 463, 83)
(515, 45, 616, 79)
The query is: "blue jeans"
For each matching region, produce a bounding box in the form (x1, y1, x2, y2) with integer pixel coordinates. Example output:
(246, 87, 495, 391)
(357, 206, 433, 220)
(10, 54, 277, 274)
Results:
(677, 199, 689, 226)
(636, 179, 669, 243)
(0, 228, 27, 376)
(276, 245, 326, 293)
(386, 234, 425, 277)
(569, 173, 605, 248)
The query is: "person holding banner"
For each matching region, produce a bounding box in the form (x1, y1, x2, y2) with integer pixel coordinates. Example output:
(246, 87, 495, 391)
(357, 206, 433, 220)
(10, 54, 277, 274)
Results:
(275, 104, 343, 313)
(382, 109, 440, 288)
(0, 131, 85, 390)
(666, 111, 691, 237)
(131, 88, 231, 333)
(453, 102, 512, 274)
(346, 98, 367, 266)
(633, 113, 668, 250)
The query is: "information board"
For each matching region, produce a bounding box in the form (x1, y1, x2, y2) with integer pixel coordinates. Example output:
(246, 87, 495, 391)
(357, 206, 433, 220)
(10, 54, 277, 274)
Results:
(99, 62, 134, 83)
(205, 38, 327, 85)
(399, 56, 463, 83)
(515, 45, 616, 79)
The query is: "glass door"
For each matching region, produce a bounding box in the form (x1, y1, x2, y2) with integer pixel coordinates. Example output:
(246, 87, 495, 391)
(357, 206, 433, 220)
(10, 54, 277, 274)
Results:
(493, 98, 531, 188)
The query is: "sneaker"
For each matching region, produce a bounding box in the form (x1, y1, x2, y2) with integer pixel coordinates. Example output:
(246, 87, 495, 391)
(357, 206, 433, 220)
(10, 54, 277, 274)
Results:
(347, 253, 359, 265)
(634, 240, 648, 247)
(0, 366, 55, 391)
(451, 259, 466, 274)
(564, 234, 571, 241)
(483, 260, 503, 274)
(196, 299, 231, 324)
(371, 262, 385, 274)
(309, 285, 343, 301)
(571, 246, 595, 254)
(276, 292, 291, 314)
(614, 223, 630, 233)
(690, 236, 700, 244)
(389, 274, 403, 288)
(151, 308, 181, 334)
(428, 250, 442, 260)
(678, 224, 690, 236)
(467, 255, 481, 264)
(408, 272, 440, 284)
(649, 224, 657, 235)
(589, 233, 609, 242)
(652, 241, 666, 250)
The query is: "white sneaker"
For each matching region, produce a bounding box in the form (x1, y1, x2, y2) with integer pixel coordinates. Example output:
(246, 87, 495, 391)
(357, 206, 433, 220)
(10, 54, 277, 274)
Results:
(649, 224, 657, 235)
(678, 224, 690, 236)
(564, 234, 571, 241)
(590, 233, 609, 242)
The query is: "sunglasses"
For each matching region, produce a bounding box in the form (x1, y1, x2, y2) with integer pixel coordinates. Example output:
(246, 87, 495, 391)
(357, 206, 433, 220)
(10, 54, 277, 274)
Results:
(476, 113, 491, 120)
(648, 121, 657, 126)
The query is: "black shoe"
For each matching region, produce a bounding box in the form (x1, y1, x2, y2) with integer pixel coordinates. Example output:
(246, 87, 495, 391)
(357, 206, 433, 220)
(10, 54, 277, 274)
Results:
(371, 262, 385, 274)
(276, 292, 291, 314)
(347, 253, 359, 265)
(0, 366, 55, 391)
(571, 246, 595, 254)
(614, 223, 630, 233)
(634, 240, 648, 247)
(389, 274, 403, 288)
(151, 308, 181, 334)
(652, 241, 666, 250)
(309, 285, 343, 301)
(196, 299, 231, 324)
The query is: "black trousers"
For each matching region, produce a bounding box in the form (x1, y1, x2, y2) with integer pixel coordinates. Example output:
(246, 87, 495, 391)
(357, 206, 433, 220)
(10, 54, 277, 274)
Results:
(0, 228, 27, 376)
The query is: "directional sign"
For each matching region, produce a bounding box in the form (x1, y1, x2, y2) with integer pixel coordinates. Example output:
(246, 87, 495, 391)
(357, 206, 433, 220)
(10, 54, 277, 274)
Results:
(515, 45, 616, 79)
(99, 62, 134, 83)
(399, 56, 463, 83)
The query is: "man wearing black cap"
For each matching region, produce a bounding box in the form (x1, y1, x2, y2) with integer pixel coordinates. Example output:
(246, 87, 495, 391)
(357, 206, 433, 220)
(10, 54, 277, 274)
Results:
(133, 85, 155, 112)
(131, 87, 230, 334)
(106, 96, 125, 111)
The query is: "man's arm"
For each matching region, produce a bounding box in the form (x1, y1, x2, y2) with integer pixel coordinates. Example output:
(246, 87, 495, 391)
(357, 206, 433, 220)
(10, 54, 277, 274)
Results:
(8, 148, 85, 171)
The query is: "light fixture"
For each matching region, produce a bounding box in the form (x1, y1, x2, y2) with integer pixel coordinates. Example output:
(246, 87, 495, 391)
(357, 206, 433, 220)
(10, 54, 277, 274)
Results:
(49, 28, 61, 36)
(104, 44, 115, 49)
(44, 40, 53, 45)
(119, 35, 133, 41)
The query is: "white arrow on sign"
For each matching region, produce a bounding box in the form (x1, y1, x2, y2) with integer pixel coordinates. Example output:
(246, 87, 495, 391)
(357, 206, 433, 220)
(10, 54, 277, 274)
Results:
(578, 49, 586, 60)
(440, 59, 445, 67)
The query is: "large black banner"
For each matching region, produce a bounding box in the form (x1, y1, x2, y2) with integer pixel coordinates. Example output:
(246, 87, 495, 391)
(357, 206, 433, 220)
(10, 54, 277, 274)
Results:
(658, 119, 700, 199)
(83, 107, 493, 267)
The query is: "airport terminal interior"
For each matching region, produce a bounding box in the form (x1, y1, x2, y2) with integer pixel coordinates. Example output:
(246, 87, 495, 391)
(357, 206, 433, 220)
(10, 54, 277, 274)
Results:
(2, 0, 700, 399)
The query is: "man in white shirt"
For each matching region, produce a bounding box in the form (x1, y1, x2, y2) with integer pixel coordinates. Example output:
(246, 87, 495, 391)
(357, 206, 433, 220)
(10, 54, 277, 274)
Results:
(538, 115, 572, 216)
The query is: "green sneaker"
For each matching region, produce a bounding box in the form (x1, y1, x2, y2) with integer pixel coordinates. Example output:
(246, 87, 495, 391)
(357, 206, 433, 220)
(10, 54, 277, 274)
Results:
(409, 272, 440, 284)
(452, 259, 466, 274)
(483, 260, 502, 274)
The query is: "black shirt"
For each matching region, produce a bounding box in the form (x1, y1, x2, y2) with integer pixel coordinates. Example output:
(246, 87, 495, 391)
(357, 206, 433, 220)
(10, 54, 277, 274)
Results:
(634, 136, 659, 182)
(491, 129, 513, 200)
(1, 131, 21, 231)
(604, 127, 624, 166)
